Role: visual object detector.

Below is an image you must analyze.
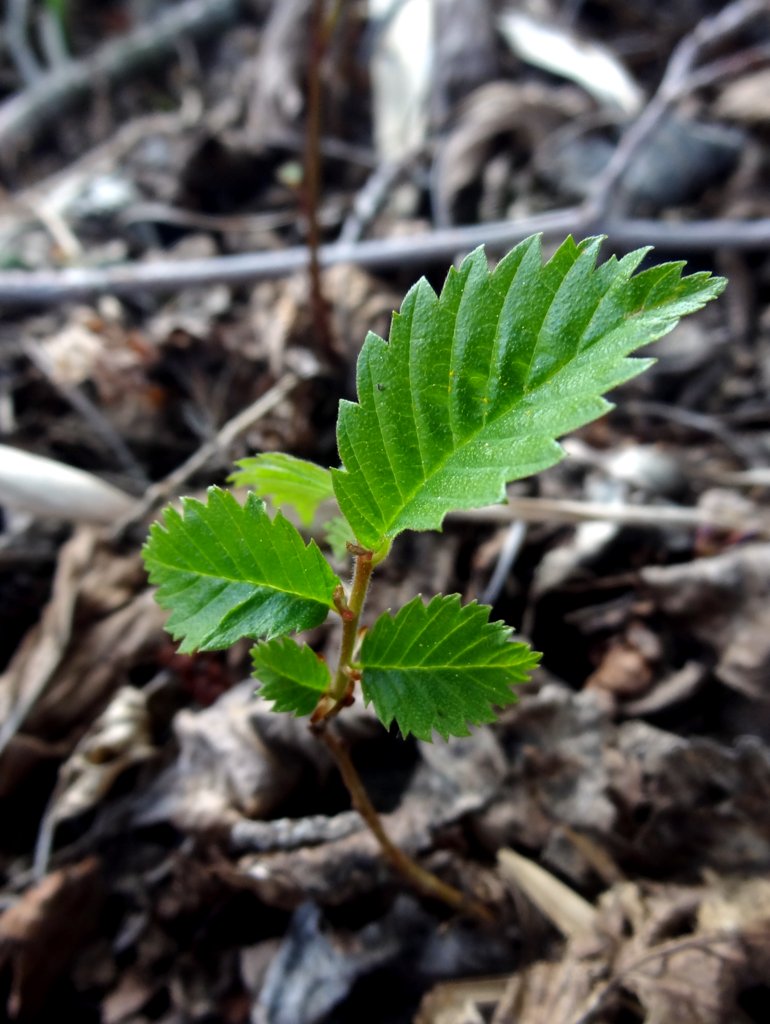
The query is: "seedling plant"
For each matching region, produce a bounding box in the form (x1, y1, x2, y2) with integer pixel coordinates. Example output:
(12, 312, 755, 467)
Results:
(143, 235, 724, 920)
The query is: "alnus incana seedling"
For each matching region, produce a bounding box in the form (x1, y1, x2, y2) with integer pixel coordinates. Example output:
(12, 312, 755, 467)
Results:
(143, 234, 725, 919)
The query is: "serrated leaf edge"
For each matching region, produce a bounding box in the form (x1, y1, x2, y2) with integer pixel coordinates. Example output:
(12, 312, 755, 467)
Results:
(332, 236, 725, 547)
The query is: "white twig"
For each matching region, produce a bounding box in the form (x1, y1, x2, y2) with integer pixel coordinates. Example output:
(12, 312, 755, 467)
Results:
(0, 444, 137, 522)
(454, 494, 770, 537)
(479, 519, 527, 605)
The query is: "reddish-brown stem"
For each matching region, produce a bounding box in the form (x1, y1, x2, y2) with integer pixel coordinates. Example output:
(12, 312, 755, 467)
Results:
(317, 724, 494, 925)
(312, 547, 491, 920)
(316, 544, 491, 921)
(303, 0, 336, 363)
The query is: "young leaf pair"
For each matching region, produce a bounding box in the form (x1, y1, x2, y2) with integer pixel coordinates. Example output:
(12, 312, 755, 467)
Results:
(143, 234, 725, 741)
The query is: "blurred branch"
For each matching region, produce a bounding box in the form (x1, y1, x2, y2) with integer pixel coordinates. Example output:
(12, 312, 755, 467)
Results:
(1, 213, 770, 307)
(0, 0, 241, 162)
(590, 0, 770, 218)
(2, 0, 43, 86)
(37, 3, 70, 70)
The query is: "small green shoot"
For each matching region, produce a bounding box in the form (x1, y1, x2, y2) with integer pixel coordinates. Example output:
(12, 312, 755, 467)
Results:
(143, 235, 725, 917)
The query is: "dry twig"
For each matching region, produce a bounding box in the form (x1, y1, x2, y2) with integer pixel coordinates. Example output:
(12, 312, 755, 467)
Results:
(4, 212, 770, 308)
(22, 339, 148, 483)
(3, 0, 42, 86)
(589, 0, 770, 218)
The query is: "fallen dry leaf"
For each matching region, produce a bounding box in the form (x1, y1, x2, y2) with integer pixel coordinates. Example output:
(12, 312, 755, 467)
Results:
(0, 527, 99, 757)
(0, 858, 103, 1019)
(22, 588, 164, 744)
(42, 686, 155, 833)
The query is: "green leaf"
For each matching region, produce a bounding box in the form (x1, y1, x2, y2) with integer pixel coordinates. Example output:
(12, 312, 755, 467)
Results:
(252, 638, 331, 716)
(143, 487, 339, 652)
(332, 235, 726, 549)
(360, 594, 540, 740)
(323, 515, 356, 560)
(229, 453, 334, 527)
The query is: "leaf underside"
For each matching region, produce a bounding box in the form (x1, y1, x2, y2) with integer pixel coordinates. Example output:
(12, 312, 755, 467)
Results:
(252, 637, 331, 716)
(229, 453, 335, 527)
(142, 487, 339, 652)
(360, 594, 540, 740)
(332, 235, 726, 549)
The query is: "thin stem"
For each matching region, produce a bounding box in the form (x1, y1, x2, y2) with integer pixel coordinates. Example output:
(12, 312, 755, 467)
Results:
(315, 547, 493, 922)
(329, 549, 374, 702)
(317, 724, 494, 925)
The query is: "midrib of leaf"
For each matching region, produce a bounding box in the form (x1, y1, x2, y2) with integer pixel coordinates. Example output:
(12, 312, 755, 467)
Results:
(148, 487, 335, 606)
(150, 493, 333, 605)
(365, 607, 498, 668)
(364, 658, 514, 672)
(152, 557, 321, 602)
